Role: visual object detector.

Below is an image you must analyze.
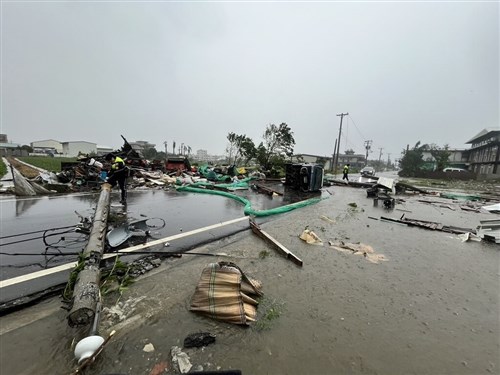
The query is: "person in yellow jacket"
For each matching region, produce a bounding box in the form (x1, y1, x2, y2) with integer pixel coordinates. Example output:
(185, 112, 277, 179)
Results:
(105, 153, 128, 204)
(342, 164, 350, 183)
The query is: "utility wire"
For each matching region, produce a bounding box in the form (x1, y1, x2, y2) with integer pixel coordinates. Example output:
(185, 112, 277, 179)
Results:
(348, 114, 367, 142)
(0, 225, 77, 240)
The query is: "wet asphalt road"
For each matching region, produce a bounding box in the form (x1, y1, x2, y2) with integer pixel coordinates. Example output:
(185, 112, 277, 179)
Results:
(0, 184, 309, 304)
(0, 179, 498, 375)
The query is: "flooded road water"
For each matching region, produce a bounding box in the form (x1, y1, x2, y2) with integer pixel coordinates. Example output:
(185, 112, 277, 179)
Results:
(0, 183, 499, 375)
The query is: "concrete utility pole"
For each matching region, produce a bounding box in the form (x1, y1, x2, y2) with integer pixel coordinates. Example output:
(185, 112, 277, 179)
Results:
(364, 140, 372, 166)
(334, 112, 349, 174)
(331, 138, 337, 172)
(378, 148, 384, 168)
(68, 183, 111, 326)
(387, 153, 391, 168)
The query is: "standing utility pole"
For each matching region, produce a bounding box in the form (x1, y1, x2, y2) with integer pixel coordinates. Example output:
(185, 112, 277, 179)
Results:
(331, 138, 337, 172)
(378, 148, 384, 169)
(334, 112, 349, 174)
(364, 140, 372, 166)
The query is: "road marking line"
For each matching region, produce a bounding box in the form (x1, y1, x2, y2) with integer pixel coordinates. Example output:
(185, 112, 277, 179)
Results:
(0, 216, 249, 289)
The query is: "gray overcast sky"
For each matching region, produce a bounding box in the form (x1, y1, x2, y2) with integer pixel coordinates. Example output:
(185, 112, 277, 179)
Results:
(1, 1, 498, 162)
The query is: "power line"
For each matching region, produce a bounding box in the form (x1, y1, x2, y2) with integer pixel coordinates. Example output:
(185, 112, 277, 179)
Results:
(347, 114, 366, 142)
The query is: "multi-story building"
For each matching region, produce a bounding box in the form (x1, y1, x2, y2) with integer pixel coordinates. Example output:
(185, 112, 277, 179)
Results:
(465, 128, 500, 178)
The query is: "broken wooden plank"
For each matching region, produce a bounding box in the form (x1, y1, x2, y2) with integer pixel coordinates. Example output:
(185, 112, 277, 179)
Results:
(254, 183, 284, 196)
(249, 219, 303, 267)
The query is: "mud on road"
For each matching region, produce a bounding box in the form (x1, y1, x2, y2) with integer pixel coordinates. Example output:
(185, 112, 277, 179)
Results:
(0, 184, 499, 375)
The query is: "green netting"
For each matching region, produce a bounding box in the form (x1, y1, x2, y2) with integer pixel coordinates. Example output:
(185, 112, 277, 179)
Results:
(190, 177, 256, 190)
(176, 185, 322, 217)
(440, 192, 481, 201)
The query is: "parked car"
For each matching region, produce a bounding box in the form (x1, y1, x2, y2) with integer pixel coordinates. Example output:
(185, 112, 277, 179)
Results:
(360, 166, 375, 177)
(443, 167, 467, 172)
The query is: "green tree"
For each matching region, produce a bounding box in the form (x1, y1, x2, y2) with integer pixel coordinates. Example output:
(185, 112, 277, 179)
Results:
(256, 123, 295, 171)
(226, 132, 257, 166)
(19, 145, 33, 153)
(143, 147, 158, 160)
(399, 141, 426, 177)
(428, 144, 451, 171)
(155, 151, 166, 160)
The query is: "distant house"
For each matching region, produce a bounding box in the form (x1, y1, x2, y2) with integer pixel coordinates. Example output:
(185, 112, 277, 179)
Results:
(31, 139, 63, 154)
(61, 141, 97, 157)
(421, 149, 469, 170)
(129, 140, 156, 152)
(292, 153, 366, 170)
(465, 128, 500, 178)
(0, 142, 23, 157)
(337, 153, 366, 169)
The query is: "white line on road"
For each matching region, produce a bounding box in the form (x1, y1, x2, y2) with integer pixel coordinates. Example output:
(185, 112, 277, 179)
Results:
(0, 216, 249, 289)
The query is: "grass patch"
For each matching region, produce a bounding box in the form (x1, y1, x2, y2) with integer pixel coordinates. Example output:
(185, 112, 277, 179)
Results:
(0, 158, 7, 178)
(259, 250, 270, 259)
(254, 297, 285, 331)
(17, 156, 78, 172)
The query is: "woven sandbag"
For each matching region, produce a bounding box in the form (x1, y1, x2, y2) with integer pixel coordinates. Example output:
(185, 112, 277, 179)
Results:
(189, 262, 263, 325)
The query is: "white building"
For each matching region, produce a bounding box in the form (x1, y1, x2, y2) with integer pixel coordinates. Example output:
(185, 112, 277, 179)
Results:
(196, 149, 208, 160)
(97, 145, 114, 156)
(30, 139, 63, 154)
(61, 141, 97, 157)
(130, 140, 156, 152)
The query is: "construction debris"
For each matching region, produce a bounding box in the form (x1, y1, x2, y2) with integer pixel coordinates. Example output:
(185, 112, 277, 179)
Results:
(380, 215, 474, 234)
(299, 229, 323, 245)
(250, 219, 303, 266)
(328, 241, 388, 264)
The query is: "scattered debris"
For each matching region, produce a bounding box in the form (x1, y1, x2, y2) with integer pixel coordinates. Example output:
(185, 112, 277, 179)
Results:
(458, 232, 482, 242)
(250, 220, 303, 266)
(183, 332, 216, 348)
(171, 346, 192, 374)
(143, 343, 155, 353)
(380, 215, 474, 234)
(477, 219, 500, 244)
(320, 215, 336, 223)
(481, 203, 500, 213)
(299, 229, 323, 245)
(328, 241, 388, 264)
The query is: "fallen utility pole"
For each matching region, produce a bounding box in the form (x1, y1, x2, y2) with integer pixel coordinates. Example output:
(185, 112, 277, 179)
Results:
(250, 219, 303, 267)
(68, 183, 111, 326)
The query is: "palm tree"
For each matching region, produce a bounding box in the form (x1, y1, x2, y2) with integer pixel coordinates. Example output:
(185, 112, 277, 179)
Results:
(163, 141, 168, 155)
(187, 146, 192, 156)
